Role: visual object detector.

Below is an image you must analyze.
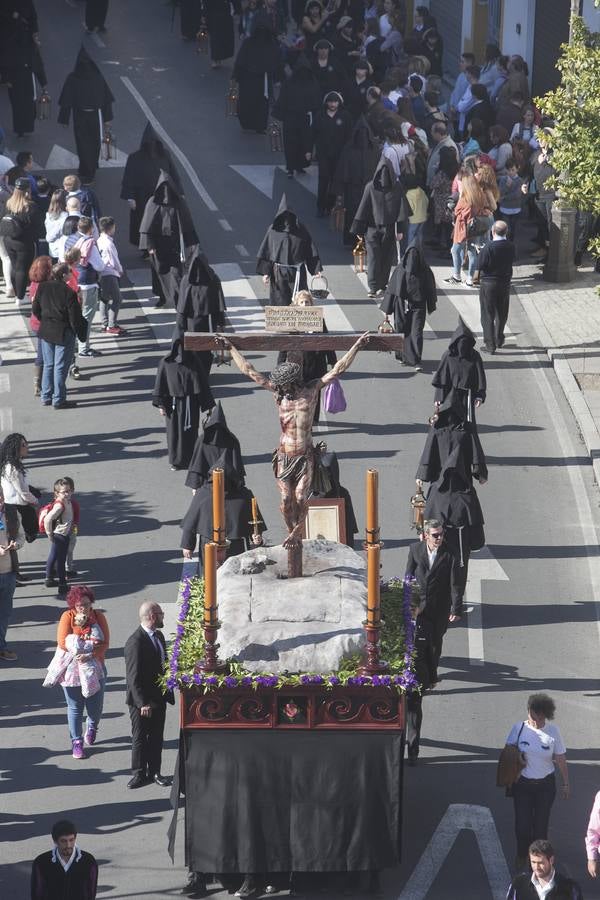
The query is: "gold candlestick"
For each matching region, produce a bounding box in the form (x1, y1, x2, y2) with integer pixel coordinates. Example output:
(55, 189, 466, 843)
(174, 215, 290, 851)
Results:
(212, 468, 226, 546)
(366, 543, 381, 627)
(203, 542, 217, 626)
(366, 468, 379, 545)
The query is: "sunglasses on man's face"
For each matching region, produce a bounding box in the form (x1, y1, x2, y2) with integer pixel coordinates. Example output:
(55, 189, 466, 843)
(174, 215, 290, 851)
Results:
(428, 532, 443, 539)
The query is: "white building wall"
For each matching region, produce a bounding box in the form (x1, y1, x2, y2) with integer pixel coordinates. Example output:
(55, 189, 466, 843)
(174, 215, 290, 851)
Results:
(500, 0, 536, 72)
(582, 0, 600, 30)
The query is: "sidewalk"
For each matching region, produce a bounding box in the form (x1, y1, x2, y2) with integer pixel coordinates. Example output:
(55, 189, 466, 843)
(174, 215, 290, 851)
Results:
(513, 261, 600, 483)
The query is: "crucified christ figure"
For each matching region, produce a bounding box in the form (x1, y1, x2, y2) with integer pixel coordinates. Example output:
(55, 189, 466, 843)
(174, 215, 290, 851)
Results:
(215, 332, 370, 550)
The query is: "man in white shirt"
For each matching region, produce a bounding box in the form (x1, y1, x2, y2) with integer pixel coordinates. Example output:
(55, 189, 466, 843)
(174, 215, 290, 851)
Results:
(506, 839, 583, 900)
(31, 819, 98, 899)
(449, 52, 475, 127)
(456, 65, 480, 137)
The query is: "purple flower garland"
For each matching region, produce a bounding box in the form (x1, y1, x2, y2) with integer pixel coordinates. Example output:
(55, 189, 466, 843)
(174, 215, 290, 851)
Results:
(166, 575, 418, 693)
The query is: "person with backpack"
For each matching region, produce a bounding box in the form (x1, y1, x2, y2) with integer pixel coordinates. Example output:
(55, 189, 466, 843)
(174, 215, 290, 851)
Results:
(72, 216, 106, 357)
(62, 175, 101, 228)
(31, 262, 88, 409)
(42, 479, 76, 596)
(0, 176, 43, 305)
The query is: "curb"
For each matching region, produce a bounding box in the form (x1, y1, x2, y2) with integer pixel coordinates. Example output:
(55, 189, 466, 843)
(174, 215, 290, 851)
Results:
(517, 289, 600, 486)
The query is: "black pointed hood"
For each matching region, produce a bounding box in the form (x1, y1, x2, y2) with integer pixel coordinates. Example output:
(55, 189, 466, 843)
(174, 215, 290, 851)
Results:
(185, 401, 246, 490)
(448, 318, 476, 357)
(152, 170, 182, 206)
(208, 449, 244, 488)
(74, 46, 103, 78)
(272, 194, 300, 231)
(373, 158, 396, 191)
(351, 114, 377, 150)
(140, 122, 166, 156)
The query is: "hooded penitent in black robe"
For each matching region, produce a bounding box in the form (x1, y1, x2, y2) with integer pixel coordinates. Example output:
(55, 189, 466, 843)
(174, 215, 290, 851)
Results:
(232, 21, 283, 133)
(139, 171, 199, 307)
(380, 242, 437, 366)
(432, 318, 486, 428)
(416, 398, 487, 585)
(152, 338, 215, 469)
(58, 47, 115, 183)
(351, 158, 412, 294)
(332, 115, 380, 245)
(311, 445, 358, 547)
(313, 92, 353, 216)
(0, 2, 47, 137)
(185, 401, 246, 490)
(272, 57, 321, 175)
(180, 0, 203, 39)
(204, 0, 234, 62)
(120, 122, 183, 247)
(176, 245, 226, 373)
(85, 0, 109, 31)
(256, 195, 322, 306)
(181, 454, 267, 563)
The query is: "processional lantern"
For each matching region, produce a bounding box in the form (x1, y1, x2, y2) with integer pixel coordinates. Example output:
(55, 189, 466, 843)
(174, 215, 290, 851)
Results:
(225, 82, 238, 117)
(36, 90, 52, 120)
(330, 198, 345, 233)
(196, 21, 209, 53)
(410, 482, 426, 534)
(353, 236, 366, 273)
(101, 126, 116, 161)
(213, 331, 231, 367)
(268, 121, 282, 152)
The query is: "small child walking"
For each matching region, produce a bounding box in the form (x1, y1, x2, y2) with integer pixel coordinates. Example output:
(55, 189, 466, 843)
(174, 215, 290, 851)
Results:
(44, 478, 75, 596)
(97, 216, 125, 335)
(49, 476, 80, 580)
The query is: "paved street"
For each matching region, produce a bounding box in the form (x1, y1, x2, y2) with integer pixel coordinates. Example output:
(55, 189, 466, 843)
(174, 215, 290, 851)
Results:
(1, 3, 599, 899)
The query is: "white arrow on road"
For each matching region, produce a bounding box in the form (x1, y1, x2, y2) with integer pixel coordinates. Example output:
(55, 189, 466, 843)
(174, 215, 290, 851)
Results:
(397, 804, 511, 900)
(230, 164, 318, 199)
(45, 144, 129, 171)
(465, 547, 509, 666)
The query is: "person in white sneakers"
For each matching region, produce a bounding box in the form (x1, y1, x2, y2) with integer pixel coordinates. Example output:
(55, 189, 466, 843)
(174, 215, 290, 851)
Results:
(97, 216, 125, 335)
(72, 217, 106, 358)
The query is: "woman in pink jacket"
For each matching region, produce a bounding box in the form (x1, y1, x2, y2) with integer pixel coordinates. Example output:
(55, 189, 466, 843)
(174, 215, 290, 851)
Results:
(97, 215, 125, 335)
(587, 790, 600, 878)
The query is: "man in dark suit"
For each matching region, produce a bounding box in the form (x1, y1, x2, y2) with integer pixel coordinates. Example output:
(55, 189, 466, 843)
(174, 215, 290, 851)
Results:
(405, 519, 464, 683)
(477, 219, 515, 354)
(124, 600, 174, 789)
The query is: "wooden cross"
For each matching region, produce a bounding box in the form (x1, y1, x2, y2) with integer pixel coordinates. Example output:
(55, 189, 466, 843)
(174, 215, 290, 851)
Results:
(183, 331, 404, 353)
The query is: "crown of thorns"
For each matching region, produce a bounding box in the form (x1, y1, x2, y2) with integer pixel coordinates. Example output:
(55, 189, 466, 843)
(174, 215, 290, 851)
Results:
(270, 361, 302, 387)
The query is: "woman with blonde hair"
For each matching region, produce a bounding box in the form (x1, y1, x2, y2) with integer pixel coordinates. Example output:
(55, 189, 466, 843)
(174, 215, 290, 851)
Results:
(0, 177, 43, 304)
(445, 173, 492, 287)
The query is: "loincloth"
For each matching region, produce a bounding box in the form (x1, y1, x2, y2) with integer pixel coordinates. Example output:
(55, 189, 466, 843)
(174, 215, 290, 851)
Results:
(272, 445, 314, 483)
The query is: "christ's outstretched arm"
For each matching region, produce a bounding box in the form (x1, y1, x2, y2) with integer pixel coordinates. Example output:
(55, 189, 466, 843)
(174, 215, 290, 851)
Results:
(320, 331, 370, 386)
(216, 336, 272, 390)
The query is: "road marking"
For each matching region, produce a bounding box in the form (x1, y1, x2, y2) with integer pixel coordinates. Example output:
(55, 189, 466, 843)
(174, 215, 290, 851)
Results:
(125, 267, 176, 347)
(121, 76, 219, 212)
(218, 219, 233, 232)
(465, 547, 509, 666)
(235, 244, 250, 258)
(397, 804, 510, 900)
(0, 373, 10, 392)
(90, 32, 106, 48)
(45, 145, 80, 171)
(352, 266, 435, 334)
(0, 408, 14, 435)
(230, 164, 318, 199)
(431, 262, 515, 342)
(213, 263, 264, 333)
(0, 309, 35, 362)
(163, 559, 199, 638)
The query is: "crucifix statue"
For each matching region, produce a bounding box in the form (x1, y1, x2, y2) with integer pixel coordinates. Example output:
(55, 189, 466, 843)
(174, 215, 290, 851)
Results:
(184, 328, 404, 577)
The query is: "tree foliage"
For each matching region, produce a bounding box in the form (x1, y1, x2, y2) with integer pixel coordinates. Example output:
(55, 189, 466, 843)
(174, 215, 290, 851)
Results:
(536, 16, 600, 241)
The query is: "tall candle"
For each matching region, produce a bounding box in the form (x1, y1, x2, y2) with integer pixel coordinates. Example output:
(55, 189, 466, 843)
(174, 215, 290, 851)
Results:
(366, 468, 379, 543)
(366, 543, 380, 627)
(251, 496, 258, 522)
(204, 542, 217, 625)
(212, 468, 225, 544)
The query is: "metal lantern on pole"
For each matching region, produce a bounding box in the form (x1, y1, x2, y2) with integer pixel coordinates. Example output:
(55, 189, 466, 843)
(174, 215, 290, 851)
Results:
(101, 125, 116, 161)
(353, 236, 366, 273)
(268, 120, 282, 152)
(410, 482, 426, 534)
(36, 90, 52, 120)
(330, 197, 345, 233)
(225, 82, 238, 117)
(196, 20, 209, 53)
